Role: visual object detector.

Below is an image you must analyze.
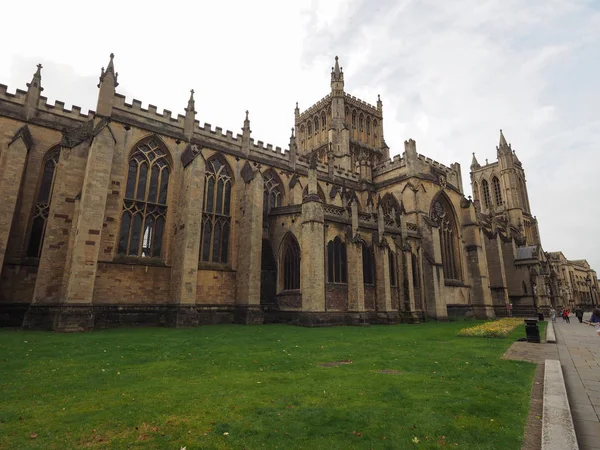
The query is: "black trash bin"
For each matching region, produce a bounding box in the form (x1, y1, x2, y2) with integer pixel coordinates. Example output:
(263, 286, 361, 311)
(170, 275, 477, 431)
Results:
(525, 318, 540, 343)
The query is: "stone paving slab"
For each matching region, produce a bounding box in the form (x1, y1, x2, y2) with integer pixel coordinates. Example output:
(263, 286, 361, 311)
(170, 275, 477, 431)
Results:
(554, 313, 600, 450)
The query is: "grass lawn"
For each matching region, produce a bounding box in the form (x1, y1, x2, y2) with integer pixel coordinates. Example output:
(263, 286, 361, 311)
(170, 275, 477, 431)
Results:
(0, 322, 536, 449)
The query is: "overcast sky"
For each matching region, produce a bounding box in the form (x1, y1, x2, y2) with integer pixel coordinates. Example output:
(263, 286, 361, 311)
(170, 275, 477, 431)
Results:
(1, 0, 599, 272)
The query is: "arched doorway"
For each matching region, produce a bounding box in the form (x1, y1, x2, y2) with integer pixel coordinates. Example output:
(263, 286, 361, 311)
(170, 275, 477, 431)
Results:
(260, 240, 278, 309)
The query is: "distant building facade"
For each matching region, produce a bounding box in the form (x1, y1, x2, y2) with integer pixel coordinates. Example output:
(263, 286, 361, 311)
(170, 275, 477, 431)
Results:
(0, 55, 597, 331)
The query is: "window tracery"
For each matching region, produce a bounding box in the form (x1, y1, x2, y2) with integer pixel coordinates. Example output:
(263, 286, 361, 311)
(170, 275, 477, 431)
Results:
(430, 196, 461, 281)
(200, 157, 232, 264)
(118, 138, 169, 258)
(282, 234, 300, 290)
(481, 179, 492, 209)
(27, 147, 60, 257)
(362, 244, 375, 285)
(263, 170, 283, 216)
(492, 176, 503, 206)
(327, 236, 347, 283)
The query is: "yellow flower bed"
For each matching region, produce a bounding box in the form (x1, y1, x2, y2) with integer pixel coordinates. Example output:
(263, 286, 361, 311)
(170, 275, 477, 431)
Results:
(457, 318, 523, 338)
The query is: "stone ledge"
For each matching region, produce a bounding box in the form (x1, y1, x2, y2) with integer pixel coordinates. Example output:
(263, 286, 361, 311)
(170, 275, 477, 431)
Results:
(546, 321, 556, 343)
(542, 359, 578, 450)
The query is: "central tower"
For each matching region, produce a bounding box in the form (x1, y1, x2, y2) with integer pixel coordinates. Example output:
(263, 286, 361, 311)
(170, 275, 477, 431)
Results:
(294, 57, 389, 180)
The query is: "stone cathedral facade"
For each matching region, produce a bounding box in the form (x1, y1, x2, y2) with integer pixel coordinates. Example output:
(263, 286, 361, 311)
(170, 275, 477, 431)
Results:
(0, 55, 597, 331)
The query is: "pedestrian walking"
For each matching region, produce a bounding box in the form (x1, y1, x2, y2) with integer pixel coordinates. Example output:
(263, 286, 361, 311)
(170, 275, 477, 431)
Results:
(584, 308, 600, 336)
(575, 307, 584, 323)
(507, 303, 513, 317)
(550, 308, 556, 323)
(563, 308, 570, 323)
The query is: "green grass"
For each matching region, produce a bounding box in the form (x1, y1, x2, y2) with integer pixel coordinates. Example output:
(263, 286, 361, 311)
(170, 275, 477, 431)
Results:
(0, 322, 536, 449)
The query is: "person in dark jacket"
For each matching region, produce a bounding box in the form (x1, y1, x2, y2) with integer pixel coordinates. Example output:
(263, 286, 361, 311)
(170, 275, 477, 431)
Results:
(575, 307, 584, 323)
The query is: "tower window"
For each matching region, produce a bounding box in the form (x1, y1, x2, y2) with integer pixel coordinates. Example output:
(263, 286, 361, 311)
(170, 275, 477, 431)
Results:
(492, 176, 503, 206)
(482, 179, 492, 209)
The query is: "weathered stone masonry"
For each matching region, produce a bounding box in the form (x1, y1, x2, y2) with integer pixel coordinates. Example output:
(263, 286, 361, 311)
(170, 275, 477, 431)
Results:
(0, 54, 598, 331)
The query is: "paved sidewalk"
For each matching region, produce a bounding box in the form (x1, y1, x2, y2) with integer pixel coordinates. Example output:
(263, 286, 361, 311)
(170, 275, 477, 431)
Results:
(554, 313, 600, 450)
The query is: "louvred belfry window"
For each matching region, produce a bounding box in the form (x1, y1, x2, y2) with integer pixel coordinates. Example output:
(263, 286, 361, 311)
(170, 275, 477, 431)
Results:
(200, 157, 232, 264)
(492, 176, 503, 206)
(27, 147, 60, 257)
(482, 179, 492, 209)
(118, 138, 169, 257)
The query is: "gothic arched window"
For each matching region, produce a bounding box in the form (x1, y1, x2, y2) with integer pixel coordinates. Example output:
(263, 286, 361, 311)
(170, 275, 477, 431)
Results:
(314, 117, 319, 135)
(118, 137, 169, 258)
(352, 111, 356, 128)
(472, 181, 479, 202)
(492, 176, 503, 206)
(200, 156, 232, 264)
(27, 147, 60, 257)
(366, 117, 371, 135)
(307, 122, 312, 136)
(431, 195, 462, 281)
(389, 250, 397, 287)
(519, 177, 529, 213)
(481, 179, 492, 209)
(380, 193, 400, 226)
(321, 112, 326, 130)
(327, 236, 347, 283)
(282, 234, 300, 290)
(263, 170, 283, 216)
(362, 244, 375, 285)
(359, 114, 364, 132)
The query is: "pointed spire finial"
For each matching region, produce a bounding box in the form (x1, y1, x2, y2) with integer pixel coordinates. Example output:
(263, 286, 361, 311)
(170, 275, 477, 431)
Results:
(334, 55, 340, 77)
(99, 53, 118, 87)
(185, 89, 196, 113)
(471, 152, 480, 169)
(27, 63, 44, 91)
(291, 127, 295, 138)
(242, 110, 251, 133)
(499, 128, 508, 149)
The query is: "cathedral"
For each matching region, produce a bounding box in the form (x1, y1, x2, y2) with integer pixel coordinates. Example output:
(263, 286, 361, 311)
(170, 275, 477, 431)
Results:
(0, 55, 597, 331)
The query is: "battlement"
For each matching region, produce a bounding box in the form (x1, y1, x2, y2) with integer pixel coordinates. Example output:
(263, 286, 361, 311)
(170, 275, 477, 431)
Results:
(114, 94, 184, 127)
(38, 96, 95, 119)
(249, 138, 289, 162)
(297, 94, 331, 121)
(0, 84, 95, 120)
(344, 93, 380, 116)
(373, 154, 405, 175)
(0, 84, 27, 103)
(417, 154, 453, 173)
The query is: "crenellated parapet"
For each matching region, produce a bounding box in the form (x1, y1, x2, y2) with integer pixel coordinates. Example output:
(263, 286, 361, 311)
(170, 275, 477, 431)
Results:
(0, 84, 95, 121)
(297, 94, 331, 122)
(344, 94, 381, 118)
(372, 154, 406, 176)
